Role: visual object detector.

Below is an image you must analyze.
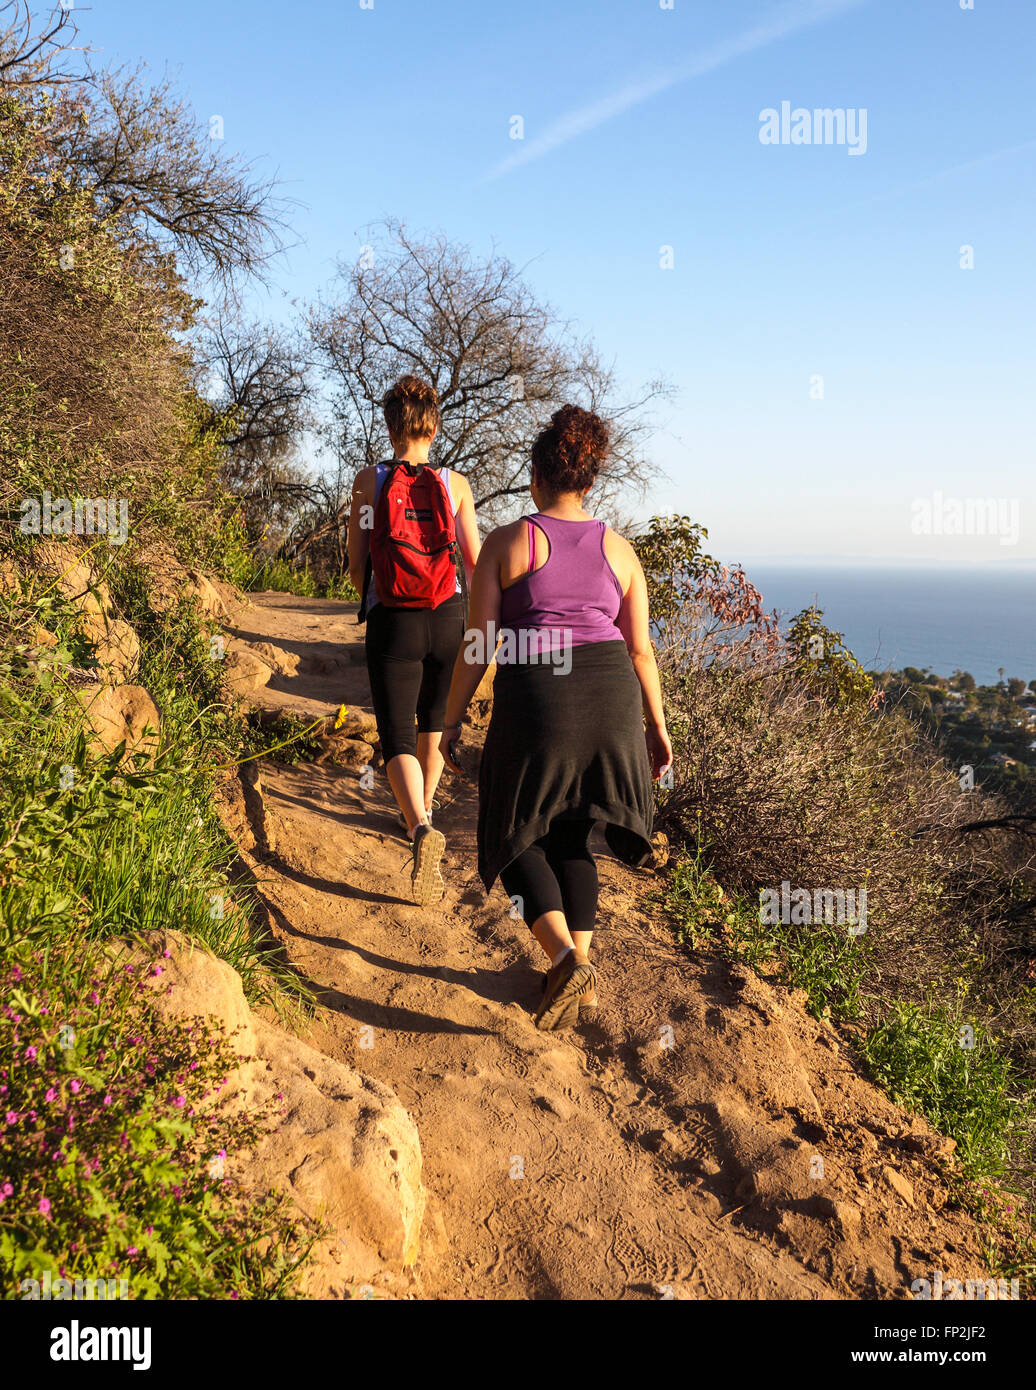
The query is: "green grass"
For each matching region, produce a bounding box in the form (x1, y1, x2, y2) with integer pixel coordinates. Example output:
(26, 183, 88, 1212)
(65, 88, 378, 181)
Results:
(241, 555, 359, 602)
(859, 1002, 1023, 1177)
(662, 848, 867, 1022)
(0, 564, 317, 1297)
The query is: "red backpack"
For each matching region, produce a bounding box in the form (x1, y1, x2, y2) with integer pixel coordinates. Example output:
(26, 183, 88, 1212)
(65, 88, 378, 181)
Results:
(362, 462, 462, 614)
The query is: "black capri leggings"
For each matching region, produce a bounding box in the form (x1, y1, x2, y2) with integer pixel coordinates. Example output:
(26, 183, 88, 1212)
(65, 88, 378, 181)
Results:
(499, 818, 599, 936)
(365, 594, 466, 761)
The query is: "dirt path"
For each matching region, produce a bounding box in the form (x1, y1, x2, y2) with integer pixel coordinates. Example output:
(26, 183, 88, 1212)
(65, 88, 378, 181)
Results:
(227, 592, 987, 1301)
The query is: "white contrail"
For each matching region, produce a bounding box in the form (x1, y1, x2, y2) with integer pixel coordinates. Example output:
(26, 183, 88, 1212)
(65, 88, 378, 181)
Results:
(486, 0, 867, 179)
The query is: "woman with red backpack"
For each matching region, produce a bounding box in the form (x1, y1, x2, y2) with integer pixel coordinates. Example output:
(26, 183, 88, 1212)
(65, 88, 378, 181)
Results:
(348, 376, 481, 905)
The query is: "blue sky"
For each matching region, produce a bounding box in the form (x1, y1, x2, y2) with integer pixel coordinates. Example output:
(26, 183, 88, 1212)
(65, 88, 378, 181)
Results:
(84, 0, 1035, 564)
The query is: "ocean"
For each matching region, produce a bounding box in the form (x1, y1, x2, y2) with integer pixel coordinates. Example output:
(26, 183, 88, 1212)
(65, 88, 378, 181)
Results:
(741, 564, 1035, 688)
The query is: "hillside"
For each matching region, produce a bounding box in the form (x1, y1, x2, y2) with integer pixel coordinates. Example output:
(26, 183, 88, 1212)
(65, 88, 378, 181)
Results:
(206, 589, 992, 1300)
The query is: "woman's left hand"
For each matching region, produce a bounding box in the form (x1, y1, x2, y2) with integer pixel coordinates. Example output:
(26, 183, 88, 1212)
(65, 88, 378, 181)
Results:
(439, 725, 466, 777)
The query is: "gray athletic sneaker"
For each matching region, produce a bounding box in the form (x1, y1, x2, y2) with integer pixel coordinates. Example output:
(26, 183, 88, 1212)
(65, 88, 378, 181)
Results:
(540, 969, 599, 1023)
(409, 823, 446, 906)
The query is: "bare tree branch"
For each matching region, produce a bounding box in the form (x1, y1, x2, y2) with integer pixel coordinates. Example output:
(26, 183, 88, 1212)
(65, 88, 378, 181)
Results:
(307, 220, 671, 529)
(0, 1, 86, 89)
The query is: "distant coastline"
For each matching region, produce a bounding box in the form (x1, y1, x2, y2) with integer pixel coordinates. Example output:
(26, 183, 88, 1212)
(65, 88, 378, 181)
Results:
(739, 562, 1036, 689)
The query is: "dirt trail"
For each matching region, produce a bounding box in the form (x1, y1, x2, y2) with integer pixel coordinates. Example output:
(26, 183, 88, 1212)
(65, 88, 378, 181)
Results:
(227, 592, 987, 1300)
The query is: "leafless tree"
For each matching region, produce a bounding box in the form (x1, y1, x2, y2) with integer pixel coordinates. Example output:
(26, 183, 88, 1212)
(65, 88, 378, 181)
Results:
(56, 66, 292, 289)
(0, 1, 84, 89)
(191, 315, 359, 570)
(194, 315, 314, 533)
(307, 221, 670, 527)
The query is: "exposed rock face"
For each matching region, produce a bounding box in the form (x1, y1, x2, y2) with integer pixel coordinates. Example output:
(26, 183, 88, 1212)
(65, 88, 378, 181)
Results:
(185, 568, 231, 619)
(248, 641, 301, 676)
(24, 538, 148, 683)
(316, 737, 374, 772)
(223, 645, 274, 695)
(314, 707, 378, 770)
(239, 761, 276, 856)
(33, 541, 111, 618)
(125, 542, 239, 622)
(82, 613, 140, 683)
(74, 683, 161, 758)
(249, 1020, 425, 1284)
(132, 930, 426, 1295)
(327, 707, 378, 741)
(213, 768, 257, 854)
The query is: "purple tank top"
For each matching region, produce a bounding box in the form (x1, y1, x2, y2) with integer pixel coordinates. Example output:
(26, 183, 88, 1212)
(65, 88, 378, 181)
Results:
(499, 515, 624, 650)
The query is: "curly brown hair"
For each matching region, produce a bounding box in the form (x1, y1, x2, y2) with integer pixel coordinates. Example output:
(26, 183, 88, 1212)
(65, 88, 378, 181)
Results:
(382, 374, 440, 442)
(530, 405, 610, 495)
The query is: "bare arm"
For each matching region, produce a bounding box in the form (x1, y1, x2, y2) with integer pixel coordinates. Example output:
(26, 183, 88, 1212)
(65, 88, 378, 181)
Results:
(452, 474, 482, 585)
(615, 542, 672, 778)
(439, 532, 502, 774)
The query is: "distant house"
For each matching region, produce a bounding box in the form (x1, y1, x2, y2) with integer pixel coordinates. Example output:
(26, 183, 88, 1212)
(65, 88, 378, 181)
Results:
(990, 753, 1018, 767)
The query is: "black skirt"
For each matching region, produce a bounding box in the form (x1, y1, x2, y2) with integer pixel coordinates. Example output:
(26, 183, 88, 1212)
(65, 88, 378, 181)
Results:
(477, 639, 654, 891)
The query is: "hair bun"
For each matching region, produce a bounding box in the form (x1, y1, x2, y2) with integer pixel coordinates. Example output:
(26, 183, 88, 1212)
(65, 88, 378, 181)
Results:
(382, 374, 441, 441)
(530, 404, 610, 495)
(551, 405, 609, 470)
(396, 374, 438, 405)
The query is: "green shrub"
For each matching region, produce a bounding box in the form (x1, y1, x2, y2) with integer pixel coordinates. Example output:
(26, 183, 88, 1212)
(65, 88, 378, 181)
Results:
(241, 555, 357, 601)
(664, 852, 867, 1022)
(860, 1003, 1029, 1178)
(0, 572, 316, 1296)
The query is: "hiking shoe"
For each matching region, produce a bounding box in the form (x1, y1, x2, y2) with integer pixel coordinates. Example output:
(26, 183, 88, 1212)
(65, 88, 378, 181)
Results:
(540, 971, 599, 1023)
(535, 950, 596, 1032)
(409, 823, 446, 906)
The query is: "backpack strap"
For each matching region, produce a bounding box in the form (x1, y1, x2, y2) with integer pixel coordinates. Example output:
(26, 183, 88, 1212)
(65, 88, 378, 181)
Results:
(426, 464, 466, 604)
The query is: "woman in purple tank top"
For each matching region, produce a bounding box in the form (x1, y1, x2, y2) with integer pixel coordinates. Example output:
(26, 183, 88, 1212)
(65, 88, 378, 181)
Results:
(439, 406, 672, 1031)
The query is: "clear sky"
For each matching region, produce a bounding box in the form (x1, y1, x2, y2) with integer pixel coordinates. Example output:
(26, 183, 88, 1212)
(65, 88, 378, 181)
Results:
(81, 0, 1035, 565)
